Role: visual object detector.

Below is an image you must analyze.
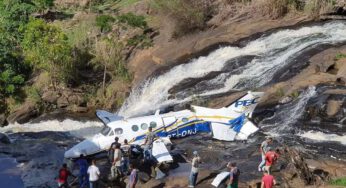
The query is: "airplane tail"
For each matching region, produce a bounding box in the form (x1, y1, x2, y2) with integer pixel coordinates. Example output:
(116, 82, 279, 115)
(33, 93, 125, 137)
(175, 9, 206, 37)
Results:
(191, 91, 264, 141)
(227, 91, 264, 118)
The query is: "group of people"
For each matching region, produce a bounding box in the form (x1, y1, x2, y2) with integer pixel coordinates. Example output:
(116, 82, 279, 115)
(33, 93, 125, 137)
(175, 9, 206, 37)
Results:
(57, 155, 100, 188)
(188, 137, 279, 188)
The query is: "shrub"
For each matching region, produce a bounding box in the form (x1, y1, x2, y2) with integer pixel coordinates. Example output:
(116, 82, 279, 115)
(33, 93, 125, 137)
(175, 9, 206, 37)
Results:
(127, 34, 153, 48)
(117, 12, 147, 28)
(151, 0, 213, 37)
(96, 15, 115, 32)
(304, 0, 335, 18)
(254, 0, 304, 19)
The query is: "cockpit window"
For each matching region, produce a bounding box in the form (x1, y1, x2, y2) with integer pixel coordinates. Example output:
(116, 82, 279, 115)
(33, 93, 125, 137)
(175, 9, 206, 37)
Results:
(150, 121, 157, 128)
(100, 126, 111, 136)
(141, 123, 148, 130)
(109, 130, 114, 136)
(132, 125, 139, 132)
(114, 128, 123, 135)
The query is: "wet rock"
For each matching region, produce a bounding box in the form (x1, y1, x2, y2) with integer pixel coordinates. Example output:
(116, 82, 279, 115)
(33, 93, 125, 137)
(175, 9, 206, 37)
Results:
(0, 133, 10, 144)
(7, 102, 39, 124)
(279, 96, 293, 104)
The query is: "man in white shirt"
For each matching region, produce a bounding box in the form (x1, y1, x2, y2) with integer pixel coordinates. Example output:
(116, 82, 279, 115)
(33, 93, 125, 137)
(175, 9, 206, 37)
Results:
(189, 151, 201, 188)
(87, 159, 100, 188)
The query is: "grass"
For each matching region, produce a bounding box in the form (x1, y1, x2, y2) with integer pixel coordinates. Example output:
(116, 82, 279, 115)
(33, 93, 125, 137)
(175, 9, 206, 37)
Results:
(335, 53, 346, 61)
(96, 15, 115, 33)
(127, 34, 153, 48)
(116, 0, 140, 8)
(330, 177, 346, 186)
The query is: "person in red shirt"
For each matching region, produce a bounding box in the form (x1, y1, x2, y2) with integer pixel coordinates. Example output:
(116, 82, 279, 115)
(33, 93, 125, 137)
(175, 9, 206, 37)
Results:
(264, 147, 279, 174)
(261, 169, 276, 188)
(57, 163, 76, 188)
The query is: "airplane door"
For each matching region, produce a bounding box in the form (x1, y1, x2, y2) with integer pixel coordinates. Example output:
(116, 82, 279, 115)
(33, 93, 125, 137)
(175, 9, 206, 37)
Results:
(162, 116, 177, 137)
(162, 116, 177, 127)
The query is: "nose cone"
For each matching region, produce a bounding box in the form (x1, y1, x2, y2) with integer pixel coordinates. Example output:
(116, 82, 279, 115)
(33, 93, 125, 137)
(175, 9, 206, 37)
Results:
(64, 139, 101, 159)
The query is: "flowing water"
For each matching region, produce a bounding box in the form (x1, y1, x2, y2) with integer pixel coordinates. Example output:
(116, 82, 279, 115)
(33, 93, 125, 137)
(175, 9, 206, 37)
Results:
(119, 21, 346, 118)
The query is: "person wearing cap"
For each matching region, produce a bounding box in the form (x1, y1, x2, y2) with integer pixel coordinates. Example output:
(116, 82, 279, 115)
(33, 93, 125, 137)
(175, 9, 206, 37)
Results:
(188, 151, 201, 188)
(258, 137, 273, 172)
(261, 168, 276, 188)
(108, 137, 119, 163)
(227, 162, 240, 188)
(264, 147, 279, 174)
(143, 126, 157, 160)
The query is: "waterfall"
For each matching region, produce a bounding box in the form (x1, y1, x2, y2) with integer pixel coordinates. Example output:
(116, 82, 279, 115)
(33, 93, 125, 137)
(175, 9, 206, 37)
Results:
(119, 21, 346, 118)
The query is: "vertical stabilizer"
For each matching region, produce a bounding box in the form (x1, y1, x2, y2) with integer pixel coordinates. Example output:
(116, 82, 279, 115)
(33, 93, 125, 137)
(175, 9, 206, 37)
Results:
(227, 91, 264, 117)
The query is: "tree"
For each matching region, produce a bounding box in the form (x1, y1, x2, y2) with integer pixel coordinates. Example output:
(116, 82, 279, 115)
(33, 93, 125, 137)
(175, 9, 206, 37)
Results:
(21, 18, 72, 88)
(91, 37, 130, 95)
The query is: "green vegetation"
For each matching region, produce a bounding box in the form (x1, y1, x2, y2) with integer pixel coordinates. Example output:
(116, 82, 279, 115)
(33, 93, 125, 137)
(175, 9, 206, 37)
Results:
(330, 177, 346, 186)
(127, 34, 153, 48)
(96, 15, 115, 32)
(21, 18, 73, 87)
(117, 13, 147, 28)
(335, 53, 346, 60)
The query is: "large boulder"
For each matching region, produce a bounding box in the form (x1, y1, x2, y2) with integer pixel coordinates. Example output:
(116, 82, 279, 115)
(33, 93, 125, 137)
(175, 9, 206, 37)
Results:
(0, 133, 10, 144)
(6, 102, 39, 124)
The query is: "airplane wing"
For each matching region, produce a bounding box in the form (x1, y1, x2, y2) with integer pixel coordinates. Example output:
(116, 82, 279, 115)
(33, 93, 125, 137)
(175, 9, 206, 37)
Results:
(152, 139, 173, 163)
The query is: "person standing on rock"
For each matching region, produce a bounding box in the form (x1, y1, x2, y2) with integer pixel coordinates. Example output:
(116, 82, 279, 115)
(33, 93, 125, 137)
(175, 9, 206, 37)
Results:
(121, 139, 131, 174)
(258, 137, 273, 171)
(188, 151, 201, 188)
(108, 137, 119, 163)
(261, 169, 276, 188)
(75, 154, 89, 188)
(127, 163, 139, 188)
(111, 143, 122, 179)
(143, 126, 157, 161)
(57, 163, 76, 188)
(88, 159, 100, 188)
(227, 162, 240, 188)
(264, 147, 279, 174)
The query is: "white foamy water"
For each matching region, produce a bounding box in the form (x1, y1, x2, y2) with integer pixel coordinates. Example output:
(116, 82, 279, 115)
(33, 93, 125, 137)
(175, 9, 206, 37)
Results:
(0, 119, 103, 139)
(119, 22, 346, 118)
(299, 131, 346, 145)
(261, 86, 316, 134)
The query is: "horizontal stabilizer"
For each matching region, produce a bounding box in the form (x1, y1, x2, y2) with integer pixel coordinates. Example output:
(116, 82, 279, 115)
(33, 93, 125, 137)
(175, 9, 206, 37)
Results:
(96, 110, 123, 124)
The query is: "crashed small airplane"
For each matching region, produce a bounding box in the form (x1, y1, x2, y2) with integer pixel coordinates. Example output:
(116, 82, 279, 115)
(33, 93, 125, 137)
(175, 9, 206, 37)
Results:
(64, 91, 264, 162)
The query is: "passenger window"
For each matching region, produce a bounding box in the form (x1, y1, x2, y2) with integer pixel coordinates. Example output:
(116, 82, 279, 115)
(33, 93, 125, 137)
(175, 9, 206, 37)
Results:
(141, 123, 148, 130)
(132, 125, 139, 132)
(114, 128, 123, 135)
(150, 121, 157, 128)
(182, 117, 189, 122)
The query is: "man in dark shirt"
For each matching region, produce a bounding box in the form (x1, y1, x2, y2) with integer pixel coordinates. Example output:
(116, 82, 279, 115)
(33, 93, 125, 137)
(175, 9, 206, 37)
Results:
(227, 162, 240, 188)
(75, 154, 89, 188)
(108, 137, 119, 163)
(143, 127, 157, 160)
